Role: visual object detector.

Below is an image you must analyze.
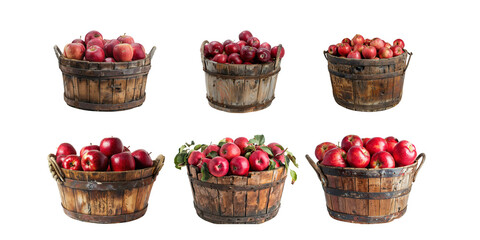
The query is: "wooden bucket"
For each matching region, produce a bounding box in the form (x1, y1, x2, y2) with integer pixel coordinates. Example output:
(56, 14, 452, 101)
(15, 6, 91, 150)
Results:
(201, 41, 282, 113)
(186, 164, 287, 224)
(54, 45, 156, 111)
(325, 50, 412, 111)
(306, 153, 425, 224)
(48, 154, 164, 223)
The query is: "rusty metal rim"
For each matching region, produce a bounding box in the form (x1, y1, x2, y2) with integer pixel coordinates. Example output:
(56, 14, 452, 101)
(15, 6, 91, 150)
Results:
(64, 94, 145, 111)
(63, 177, 155, 191)
(327, 206, 407, 224)
(194, 203, 280, 224)
(189, 175, 286, 191)
(323, 186, 411, 199)
(327, 69, 406, 80)
(318, 161, 417, 178)
(59, 65, 151, 78)
(62, 205, 148, 224)
(203, 67, 281, 80)
(207, 96, 274, 110)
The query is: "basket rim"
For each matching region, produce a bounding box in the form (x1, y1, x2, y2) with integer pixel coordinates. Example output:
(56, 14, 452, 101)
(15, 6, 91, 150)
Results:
(55, 45, 156, 65)
(325, 49, 408, 61)
(189, 164, 286, 179)
(203, 57, 279, 67)
(318, 158, 419, 172)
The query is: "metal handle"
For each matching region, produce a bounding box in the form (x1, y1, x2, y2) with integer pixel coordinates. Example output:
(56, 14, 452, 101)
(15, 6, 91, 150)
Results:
(48, 154, 65, 183)
(274, 44, 283, 70)
(54, 45, 62, 60)
(323, 50, 329, 60)
(305, 154, 327, 187)
(148, 46, 156, 60)
(153, 154, 165, 179)
(412, 153, 425, 182)
(404, 49, 413, 72)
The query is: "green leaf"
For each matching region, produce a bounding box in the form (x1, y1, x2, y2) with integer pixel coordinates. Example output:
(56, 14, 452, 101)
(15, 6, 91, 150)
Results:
(268, 159, 277, 170)
(260, 146, 274, 156)
(248, 134, 265, 146)
(285, 154, 291, 169)
(276, 144, 285, 151)
(245, 151, 252, 159)
(218, 141, 227, 147)
(207, 151, 218, 158)
(194, 144, 202, 150)
(286, 151, 299, 168)
(201, 163, 212, 181)
(174, 152, 188, 169)
(290, 169, 297, 184)
(200, 144, 208, 152)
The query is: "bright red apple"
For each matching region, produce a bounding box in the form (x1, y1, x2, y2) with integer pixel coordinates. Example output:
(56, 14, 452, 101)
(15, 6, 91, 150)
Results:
(86, 38, 104, 48)
(56, 155, 67, 167)
(353, 44, 365, 53)
(337, 43, 352, 57)
(132, 149, 153, 169)
(117, 34, 134, 44)
(370, 38, 385, 50)
(347, 51, 362, 59)
(392, 140, 417, 166)
(131, 43, 146, 60)
(56, 143, 77, 157)
(237, 40, 247, 49)
(81, 150, 109, 171)
(208, 156, 229, 177)
(321, 148, 347, 167)
(362, 46, 377, 59)
(370, 151, 395, 169)
(64, 43, 85, 60)
(212, 53, 228, 63)
(391, 45, 404, 57)
(111, 152, 136, 171)
(85, 45, 105, 62)
(271, 46, 285, 59)
(203, 144, 220, 157)
(219, 143, 241, 160)
(230, 156, 250, 176)
(239, 30, 253, 42)
(351, 34, 365, 46)
(113, 43, 134, 62)
(62, 155, 82, 170)
(197, 157, 211, 169)
(347, 146, 370, 168)
(208, 41, 223, 56)
(314, 142, 338, 162)
(72, 38, 85, 46)
(385, 136, 399, 154)
(341, 135, 363, 152)
(103, 39, 119, 57)
(259, 42, 271, 50)
(225, 43, 241, 55)
(80, 144, 100, 157)
(99, 137, 123, 158)
(328, 45, 338, 56)
(105, 57, 115, 62)
(362, 138, 371, 147)
(234, 137, 250, 154)
(85, 30, 103, 45)
(248, 150, 270, 171)
(188, 151, 205, 166)
(378, 47, 393, 59)
(365, 137, 388, 155)
(342, 38, 351, 45)
(393, 39, 405, 49)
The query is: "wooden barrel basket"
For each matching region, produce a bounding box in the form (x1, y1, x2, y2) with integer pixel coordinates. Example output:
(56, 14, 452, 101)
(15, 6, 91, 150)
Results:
(201, 41, 283, 113)
(54, 45, 156, 111)
(48, 154, 164, 223)
(186, 164, 287, 224)
(306, 153, 425, 224)
(325, 50, 412, 111)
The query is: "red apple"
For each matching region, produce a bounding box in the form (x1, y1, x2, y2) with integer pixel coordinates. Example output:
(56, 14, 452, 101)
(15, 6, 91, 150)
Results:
(240, 46, 257, 62)
(85, 30, 103, 45)
(370, 151, 395, 169)
(237, 40, 247, 49)
(365, 137, 388, 155)
(342, 38, 351, 45)
(197, 157, 211, 169)
(337, 43, 352, 57)
(187, 151, 205, 166)
(234, 137, 250, 154)
(347, 146, 370, 168)
(230, 156, 250, 176)
(105, 57, 116, 62)
(247, 37, 260, 48)
(64, 43, 85, 60)
(81, 150, 109, 171)
(225, 43, 241, 55)
(314, 142, 338, 162)
(385, 42, 392, 49)
(353, 44, 365, 53)
(86, 38, 104, 48)
(111, 152, 135, 171)
(80, 144, 100, 157)
(393, 39, 405, 49)
(362, 46, 377, 59)
(99, 137, 123, 158)
(370, 38, 385, 50)
(62, 155, 82, 170)
(131, 43, 146, 60)
(392, 140, 417, 166)
(378, 47, 393, 59)
(85, 45, 105, 62)
(391, 45, 404, 57)
(72, 38, 85, 46)
(56, 143, 77, 157)
(256, 48, 271, 63)
(239, 30, 253, 42)
(268, 143, 286, 164)
(132, 149, 153, 169)
(208, 157, 229, 177)
(56, 155, 67, 167)
(365, 39, 372, 45)
(347, 51, 362, 59)
(385, 136, 399, 155)
(113, 43, 134, 62)
(321, 148, 347, 167)
(271, 46, 285, 59)
(117, 34, 134, 44)
(351, 34, 365, 46)
(208, 41, 223, 56)
(219, 143, 241, 160)
(362, 138, 371, 147)
(328, 45, 338, 56)
(103, 39, 120, 57)
(248, 150, 270, 171)
(223, 137, 234, 143)
(212, 53, 228, 63)
(223, 39, 234, 48)
(203, 144, 220, 157)
(259, 42, 271, 50)
(228, 53, 243, 64)
(341, 135, 363, 152)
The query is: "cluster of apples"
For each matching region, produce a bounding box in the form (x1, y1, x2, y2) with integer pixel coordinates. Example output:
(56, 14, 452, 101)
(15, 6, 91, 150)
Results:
(327, 34, 405, 59)
(55, 137, 153, 172)
(315, 135, 417, 169)
(63, 30, 146, 62)
(175, 135, 297, 182)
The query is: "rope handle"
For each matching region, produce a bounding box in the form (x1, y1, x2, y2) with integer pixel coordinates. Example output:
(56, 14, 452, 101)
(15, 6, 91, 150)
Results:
(274, 44, 283, 70)
(54, 45, 62, 60)
(404, 49, 413, 72)
(200, 40, 209, 69)
(305, 154, 328, 187)
(148, 46, 156, 60)
(48, 154, 65, 183)
(152, 154, 165, 179)
(412, 153, 425, 182)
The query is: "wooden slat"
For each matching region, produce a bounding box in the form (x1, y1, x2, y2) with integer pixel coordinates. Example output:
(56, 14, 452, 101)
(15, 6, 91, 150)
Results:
(217, 176, 234, 217)
(246, 172, 261, 216)
(232, 176, 248, 217)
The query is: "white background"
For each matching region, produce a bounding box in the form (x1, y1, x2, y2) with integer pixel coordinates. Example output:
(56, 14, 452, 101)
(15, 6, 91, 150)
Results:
(1, 0, 478, 239)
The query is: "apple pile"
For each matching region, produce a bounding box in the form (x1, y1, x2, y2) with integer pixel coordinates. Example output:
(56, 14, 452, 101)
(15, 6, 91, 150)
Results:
(63, 30, 147, 62)
(54, 137, 154, 172)
(327, 34, 406, 59)
(175, 135, 298, 183)
(204, 30, 285, 64)
(315, 135, 417, 169)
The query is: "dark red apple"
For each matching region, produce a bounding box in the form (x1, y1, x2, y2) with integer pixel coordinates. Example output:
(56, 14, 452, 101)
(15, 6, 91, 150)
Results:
(337, 43, 352, 57)
(271, 46, 285, 59)
(365, 137, 388, 155)
(80, 144, 100, 157)
(370, 38, 385, 50)
(103, 39, 120, 57)
(219, 143, 241, 161)
(85, 45, 105, 62)
(393, 39, 405, 49)
(132, 149, 153, 169)
(223, 39, 234, 49)
(56, 155, 67, 167)
(247, 37, 260, 48)
(341, 135, 363, 152)
(212, 53, 228, 63)
(328, 45, 338, 56)
(370, 151, 395, 169)
(362, 46, 377, 59)
(56, 143, 77, 157)
(203, 44, 211, 57)
(347, 51, 362, 59)
(378, 47, 393, 59)
(347, 146, 370, 168)
(234, 137, 250, 154)
(248, 150, 270, 171)
(256, 48, 271, 63)
(117, 34, 134, 44)
(237, 40, 247, 49)
(72, 37, 85, 46)
(228, 53, 243, 64)
(111, 152, 136, 171)
(321, 148, 347, 167)
(113, 43, 134, 62)
(314, 142, 338, 162)
(99, 137, 123, 158)
(225, 43, 241, 55)
(208, 157, 229, 177)
(268, 143, 285, 164)
(105, 57, 116, 62)
(81, 150, 108, 171)
(85, 30, 103, 45)
(392, 140, 417, 166)
(203, 144, 220, 157)
(342, 38, 351, 45)
(351, 34, 365, 46)
(64, 43, 85, 60)
(131, 43, 146, 60)
(62, 155, 82, 170)
(230, 156, 250, 176)
(362, 138, 371, 147)
(385, 136, 399, 155)
(86, 38, 104, 48)
(239, 30, 253, 42)
(240, 46, 257, 62)
(391, 45, 404, 57)
(259, 42, 271, 50)
(208, 41, 223, 56)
